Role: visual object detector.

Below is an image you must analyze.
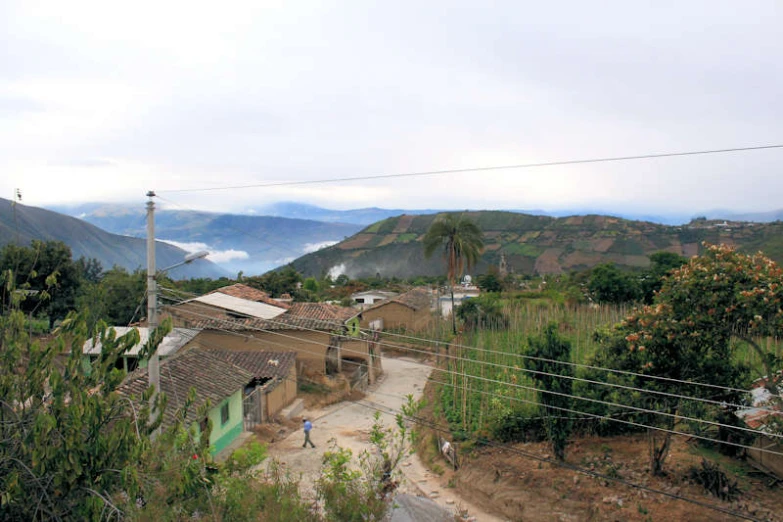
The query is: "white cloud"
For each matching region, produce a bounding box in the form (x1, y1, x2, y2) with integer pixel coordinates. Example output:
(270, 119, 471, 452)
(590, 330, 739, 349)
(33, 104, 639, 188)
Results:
(160, 240, 249, 264)
(3, 1, 783, 216)
(302, 240, 338, 254)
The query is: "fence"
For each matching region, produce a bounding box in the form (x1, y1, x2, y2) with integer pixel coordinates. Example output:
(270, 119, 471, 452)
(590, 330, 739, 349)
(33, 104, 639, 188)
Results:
(243, 386, 265, 430)
(350, 364, 369, 391)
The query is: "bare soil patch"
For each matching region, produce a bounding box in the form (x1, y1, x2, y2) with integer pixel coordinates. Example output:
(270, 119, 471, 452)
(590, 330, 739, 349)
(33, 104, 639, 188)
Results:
(415, 382, 782, 521)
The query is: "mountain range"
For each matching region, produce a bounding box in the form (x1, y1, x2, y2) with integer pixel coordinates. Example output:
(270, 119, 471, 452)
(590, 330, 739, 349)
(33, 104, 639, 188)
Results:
(48, 202, 364, 276)
(0, 198, 225, 279)
(290, 211, 783, 279)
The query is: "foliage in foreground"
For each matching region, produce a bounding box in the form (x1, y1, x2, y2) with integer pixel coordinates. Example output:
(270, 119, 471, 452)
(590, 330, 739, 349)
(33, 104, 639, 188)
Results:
(0, 287, 421, 520)
(317, 398, 422, 522)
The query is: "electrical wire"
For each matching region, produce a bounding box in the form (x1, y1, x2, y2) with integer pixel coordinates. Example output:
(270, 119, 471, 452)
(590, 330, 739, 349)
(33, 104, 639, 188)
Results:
(132, 326, 765, 521)
(156, 288, 783, 419)
(153, 293, 783, 454)
(158, 283, 771, 400)
(157, 144, 783, 194)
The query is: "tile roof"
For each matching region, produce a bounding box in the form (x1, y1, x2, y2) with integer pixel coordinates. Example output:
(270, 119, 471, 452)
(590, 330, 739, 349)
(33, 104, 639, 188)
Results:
(210, 283, 290, 309)
(288, 302, 359, 323)
(83, 327, 200, 357)
(203, 350, 296, 381)
(177, 313, 344, 333)
(117, 348, 252, 426)
(364, 287, 434, 312)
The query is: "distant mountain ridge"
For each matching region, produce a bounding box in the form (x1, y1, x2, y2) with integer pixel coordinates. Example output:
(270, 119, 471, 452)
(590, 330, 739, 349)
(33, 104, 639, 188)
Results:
(48, 202, 364, 276)
(0, 198, 226, 279)
(290, 211, 783, 279)
(51, 200, 783, 229)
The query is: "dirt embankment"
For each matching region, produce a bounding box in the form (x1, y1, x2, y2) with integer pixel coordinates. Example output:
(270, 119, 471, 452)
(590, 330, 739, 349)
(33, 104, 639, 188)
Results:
(416, 380, 783, 522)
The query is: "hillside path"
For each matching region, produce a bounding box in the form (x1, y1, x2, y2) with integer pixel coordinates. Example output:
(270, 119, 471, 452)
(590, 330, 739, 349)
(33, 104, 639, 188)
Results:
(261, 357, 504, 521)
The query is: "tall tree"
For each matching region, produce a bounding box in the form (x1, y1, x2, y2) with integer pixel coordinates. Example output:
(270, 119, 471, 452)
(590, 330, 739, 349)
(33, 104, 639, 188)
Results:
(588, 244, 782, 475)
(422, 213, 484, 285)
(0, 241, 84, 327)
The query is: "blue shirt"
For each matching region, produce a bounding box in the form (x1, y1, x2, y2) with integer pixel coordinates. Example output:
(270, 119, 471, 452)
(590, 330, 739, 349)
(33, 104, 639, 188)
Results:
(304, 420, 313, 432)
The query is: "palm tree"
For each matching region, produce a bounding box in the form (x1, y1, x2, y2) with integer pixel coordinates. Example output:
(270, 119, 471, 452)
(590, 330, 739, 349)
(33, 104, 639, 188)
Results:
(423, 214, 484, 332)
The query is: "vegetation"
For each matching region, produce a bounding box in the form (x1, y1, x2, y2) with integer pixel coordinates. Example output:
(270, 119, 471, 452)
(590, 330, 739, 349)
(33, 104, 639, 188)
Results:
(291, 210, 783, 279)
(0, 261, 423, 520)
(423, 213, 485, 286)
(525, 323, 574, 461)
(432, 244, 783, 481)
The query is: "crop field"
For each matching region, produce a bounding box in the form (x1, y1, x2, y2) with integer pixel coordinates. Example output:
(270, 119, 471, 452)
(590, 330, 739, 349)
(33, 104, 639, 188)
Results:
(426, 299, 782, 442)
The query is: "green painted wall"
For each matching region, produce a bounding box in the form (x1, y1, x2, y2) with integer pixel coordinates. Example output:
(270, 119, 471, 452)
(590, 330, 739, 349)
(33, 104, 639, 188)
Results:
(346, 316, 361, 337)
(206, 390, 244, 455)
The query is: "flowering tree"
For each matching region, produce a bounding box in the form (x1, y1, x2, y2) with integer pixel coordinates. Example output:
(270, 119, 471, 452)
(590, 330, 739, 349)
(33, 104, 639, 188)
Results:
(591, 244, 783, 475)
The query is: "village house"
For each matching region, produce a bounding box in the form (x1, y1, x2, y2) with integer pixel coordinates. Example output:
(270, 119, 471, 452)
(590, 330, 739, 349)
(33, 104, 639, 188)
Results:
(82, 326, 200, 373)
(166, 283, 288, 324)
(202, 349, 297, 426)
(737, 376, 783, 478)
(168, 290, 382, 385)
(358, 287, 435, 332)
(350, 290, 398, 310)
(117, 347, 252, 456)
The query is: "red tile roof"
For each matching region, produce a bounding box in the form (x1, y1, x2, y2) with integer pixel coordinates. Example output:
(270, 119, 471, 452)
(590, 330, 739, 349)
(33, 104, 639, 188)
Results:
(364, 287, 433, 312)
(117, 348, 252, 426)
(204, 350, 296, 381)
(288, 302, 359, 323)
(179, 313, 344, 333)
(210, 283, 291, 309)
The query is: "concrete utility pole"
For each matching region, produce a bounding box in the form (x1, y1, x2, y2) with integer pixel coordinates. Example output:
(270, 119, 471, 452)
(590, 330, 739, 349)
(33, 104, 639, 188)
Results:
(146, 190, 160, 425)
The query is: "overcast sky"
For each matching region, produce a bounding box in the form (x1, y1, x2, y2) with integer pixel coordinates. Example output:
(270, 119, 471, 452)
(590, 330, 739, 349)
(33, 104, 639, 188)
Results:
(2, 0, 782, 216)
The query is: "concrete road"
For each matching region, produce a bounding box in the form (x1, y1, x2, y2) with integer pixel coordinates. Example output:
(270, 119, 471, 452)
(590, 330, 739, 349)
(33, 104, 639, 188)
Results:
(262, 357, 503, 521)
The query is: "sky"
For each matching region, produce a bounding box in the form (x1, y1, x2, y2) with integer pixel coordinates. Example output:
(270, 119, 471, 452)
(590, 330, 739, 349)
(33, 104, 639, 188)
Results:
(2, 0, 783, 217)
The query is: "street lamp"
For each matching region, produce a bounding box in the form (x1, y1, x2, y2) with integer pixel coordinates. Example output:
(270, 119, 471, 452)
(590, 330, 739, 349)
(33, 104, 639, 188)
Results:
(146, 191, 209, 429)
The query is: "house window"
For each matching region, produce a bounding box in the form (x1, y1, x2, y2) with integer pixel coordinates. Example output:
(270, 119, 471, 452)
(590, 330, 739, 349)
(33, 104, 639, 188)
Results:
(220, 403, 230, 425)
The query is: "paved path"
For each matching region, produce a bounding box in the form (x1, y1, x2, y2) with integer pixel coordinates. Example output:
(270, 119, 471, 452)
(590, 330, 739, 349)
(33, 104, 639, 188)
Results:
(262, 357, 503, 521)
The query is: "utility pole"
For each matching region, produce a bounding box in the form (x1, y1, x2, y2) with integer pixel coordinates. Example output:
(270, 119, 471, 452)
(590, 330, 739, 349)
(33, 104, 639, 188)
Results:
(146, 190, 160, 426)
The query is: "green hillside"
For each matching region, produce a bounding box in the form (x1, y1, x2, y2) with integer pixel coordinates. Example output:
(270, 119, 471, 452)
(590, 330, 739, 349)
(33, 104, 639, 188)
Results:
(0, 198, 226, 279)
(291, 211, 783, 279)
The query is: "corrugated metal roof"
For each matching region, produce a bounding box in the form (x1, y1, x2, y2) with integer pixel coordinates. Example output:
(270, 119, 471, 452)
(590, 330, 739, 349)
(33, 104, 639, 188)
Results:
(83, 327, 200, 357)
(192, 293, 287, 319)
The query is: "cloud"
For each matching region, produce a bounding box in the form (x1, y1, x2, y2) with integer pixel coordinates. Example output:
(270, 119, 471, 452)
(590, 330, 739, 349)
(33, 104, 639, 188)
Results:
(302, 240, 338, 254)
(3, 2, 783, 216)
(160, 239, 249, 264)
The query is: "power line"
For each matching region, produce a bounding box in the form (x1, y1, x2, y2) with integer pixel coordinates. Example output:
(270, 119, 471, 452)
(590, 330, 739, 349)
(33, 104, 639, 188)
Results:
(346, 398, 764, 522)
(158, 143, 783, 194)
(156, 287, 781, 417)
(137, 325, 762, 521)
(154, 294, 783, 453)
(365, 325, 760, 396)
(158, 283, 767, 399)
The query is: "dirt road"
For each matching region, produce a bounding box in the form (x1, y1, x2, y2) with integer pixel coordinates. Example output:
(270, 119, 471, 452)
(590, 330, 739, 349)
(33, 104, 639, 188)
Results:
(263, 357, 504, 521)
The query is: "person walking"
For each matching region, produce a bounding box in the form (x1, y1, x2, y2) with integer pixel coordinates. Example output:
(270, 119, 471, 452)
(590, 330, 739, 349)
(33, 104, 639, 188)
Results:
(302, 418, 315, 448)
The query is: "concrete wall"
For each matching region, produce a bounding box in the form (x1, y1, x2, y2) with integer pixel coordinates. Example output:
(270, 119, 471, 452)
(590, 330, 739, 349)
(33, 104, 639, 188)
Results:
(359, 302, 432, 332)
(193, 330, 332, 374)
(264, 365, 297, 418)
(748, 436, 783, 478)
(205, 389, 244, 456)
